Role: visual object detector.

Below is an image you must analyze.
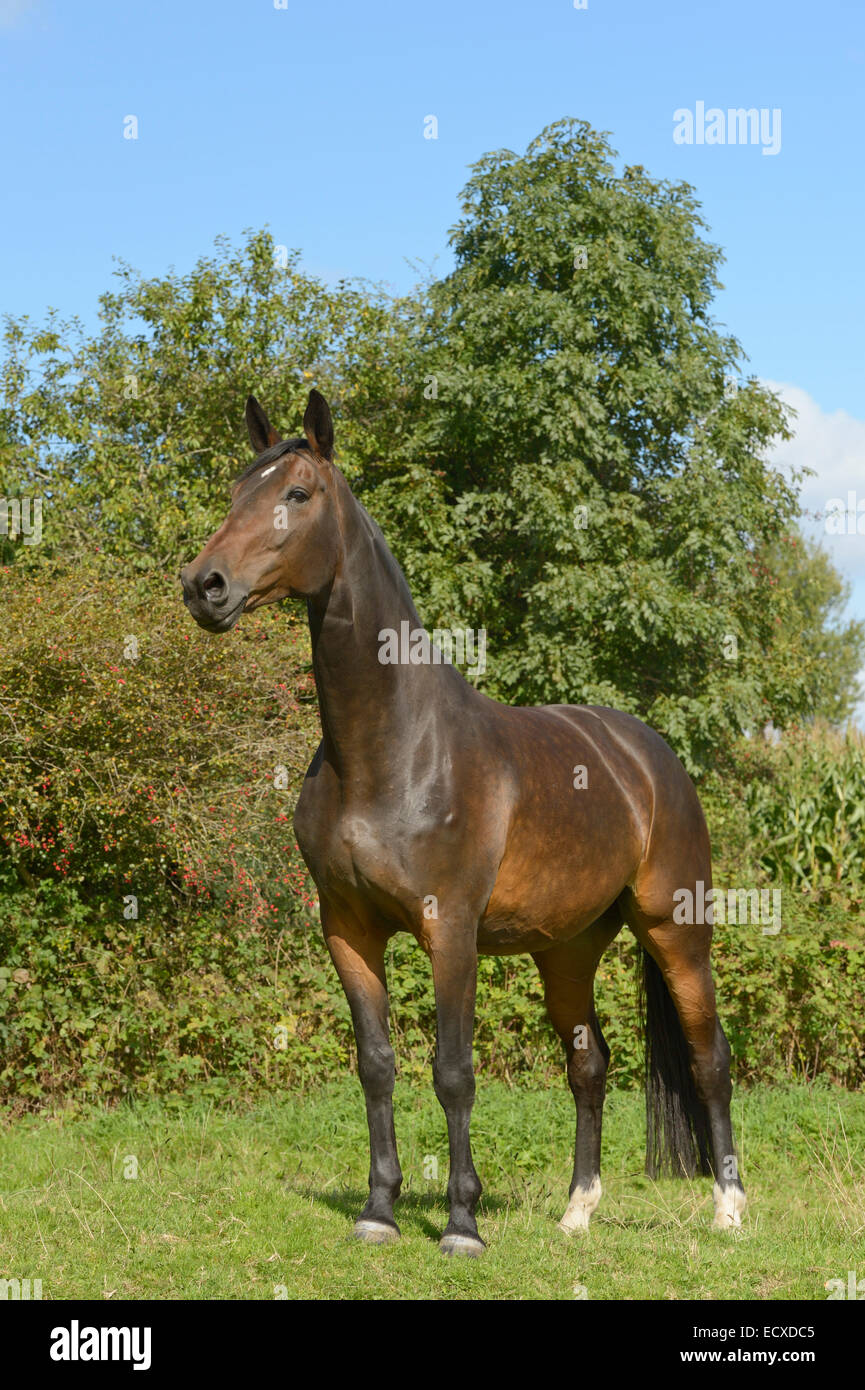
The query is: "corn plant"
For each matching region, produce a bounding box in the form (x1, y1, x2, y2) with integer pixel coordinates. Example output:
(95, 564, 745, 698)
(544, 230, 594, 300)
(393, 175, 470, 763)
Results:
(745, 728, 865, 889)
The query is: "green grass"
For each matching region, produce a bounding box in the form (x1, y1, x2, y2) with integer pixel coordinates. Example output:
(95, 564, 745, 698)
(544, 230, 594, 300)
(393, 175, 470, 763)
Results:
(1, 1079, 862, 1300)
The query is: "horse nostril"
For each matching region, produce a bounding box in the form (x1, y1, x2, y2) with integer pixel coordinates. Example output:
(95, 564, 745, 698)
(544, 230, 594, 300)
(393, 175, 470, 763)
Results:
(203, 570, 228, 602)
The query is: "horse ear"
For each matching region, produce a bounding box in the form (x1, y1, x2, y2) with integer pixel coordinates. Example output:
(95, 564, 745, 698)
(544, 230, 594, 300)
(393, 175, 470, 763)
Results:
(303, 389, 334, 461)
(245, 395, 282, 454)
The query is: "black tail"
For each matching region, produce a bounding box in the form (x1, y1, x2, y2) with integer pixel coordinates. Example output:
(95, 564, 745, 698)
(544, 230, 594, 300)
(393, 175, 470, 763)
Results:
(639, 947, 713, 1178)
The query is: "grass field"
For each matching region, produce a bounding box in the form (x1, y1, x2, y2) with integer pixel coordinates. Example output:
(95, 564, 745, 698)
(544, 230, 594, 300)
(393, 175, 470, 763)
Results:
(1, 1078, 862, 1301)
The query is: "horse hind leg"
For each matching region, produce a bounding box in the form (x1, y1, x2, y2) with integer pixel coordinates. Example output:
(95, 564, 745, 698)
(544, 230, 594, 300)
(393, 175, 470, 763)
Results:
(623, 884, 746, 1230)
(532, 906, 622, 1234)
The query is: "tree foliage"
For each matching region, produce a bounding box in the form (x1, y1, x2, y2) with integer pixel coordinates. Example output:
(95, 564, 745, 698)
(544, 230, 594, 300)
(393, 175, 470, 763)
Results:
(350, 120, 861, 768)
(0, 234, 406, 574)
(1, 119, 861, 775)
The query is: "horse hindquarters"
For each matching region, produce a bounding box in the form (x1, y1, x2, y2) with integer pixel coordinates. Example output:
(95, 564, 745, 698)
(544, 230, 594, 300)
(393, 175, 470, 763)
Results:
(586, 710, 748, 1228)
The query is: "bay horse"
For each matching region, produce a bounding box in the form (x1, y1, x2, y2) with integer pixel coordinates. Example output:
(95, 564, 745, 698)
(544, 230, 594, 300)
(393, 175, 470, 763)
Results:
(181, 388, 746, 1255)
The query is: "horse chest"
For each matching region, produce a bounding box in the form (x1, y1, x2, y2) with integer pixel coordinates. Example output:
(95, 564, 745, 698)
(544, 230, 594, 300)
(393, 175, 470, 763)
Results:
(336, 814, 399, 883)
(296, 789, 436, 901)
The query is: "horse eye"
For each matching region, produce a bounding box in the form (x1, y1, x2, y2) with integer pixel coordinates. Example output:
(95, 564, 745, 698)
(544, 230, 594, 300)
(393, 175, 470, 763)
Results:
(286, 489, 309, 503)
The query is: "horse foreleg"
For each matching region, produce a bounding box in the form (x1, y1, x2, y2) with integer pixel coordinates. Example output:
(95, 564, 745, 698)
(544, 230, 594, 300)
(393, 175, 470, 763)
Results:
(424, 929, 484, 1256)
(323, 906, 403, 1243)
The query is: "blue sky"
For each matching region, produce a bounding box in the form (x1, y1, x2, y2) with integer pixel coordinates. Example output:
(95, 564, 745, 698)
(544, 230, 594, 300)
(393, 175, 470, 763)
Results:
(3, 0, 864, 696)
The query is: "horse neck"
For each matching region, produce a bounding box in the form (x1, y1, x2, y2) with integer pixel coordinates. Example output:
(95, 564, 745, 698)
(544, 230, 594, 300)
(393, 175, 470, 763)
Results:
(306, 473, 465, 791)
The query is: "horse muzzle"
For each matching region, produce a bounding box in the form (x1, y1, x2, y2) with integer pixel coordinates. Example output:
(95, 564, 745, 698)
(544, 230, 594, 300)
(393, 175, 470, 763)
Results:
(180, 561, 249, 633)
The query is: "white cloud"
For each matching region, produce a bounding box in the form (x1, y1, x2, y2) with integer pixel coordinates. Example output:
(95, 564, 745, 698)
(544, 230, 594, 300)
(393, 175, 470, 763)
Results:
(0, 0, 37, 26)
(763, 382, 865, 726)
(763, 380, 865, 579)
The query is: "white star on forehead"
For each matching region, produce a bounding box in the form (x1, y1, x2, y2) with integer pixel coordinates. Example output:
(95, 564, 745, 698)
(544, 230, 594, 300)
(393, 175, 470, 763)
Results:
(260, 464, 278, 478)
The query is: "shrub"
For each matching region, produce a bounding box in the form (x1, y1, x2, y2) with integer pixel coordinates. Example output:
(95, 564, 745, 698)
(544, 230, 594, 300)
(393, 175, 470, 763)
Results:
(1, 566, 863, 1109)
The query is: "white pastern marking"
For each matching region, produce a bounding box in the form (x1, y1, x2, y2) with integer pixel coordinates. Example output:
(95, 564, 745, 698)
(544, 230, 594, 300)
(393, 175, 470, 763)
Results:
(558, 1176, 602, 1234)
(712, 1182, 747, 1229)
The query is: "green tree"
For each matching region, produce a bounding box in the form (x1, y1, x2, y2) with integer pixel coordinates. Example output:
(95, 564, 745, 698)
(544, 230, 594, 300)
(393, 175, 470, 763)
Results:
(759, 533, 864, 725)
(346, 119, 856, 771)
(0, 231, 411, 574)
(2, 127, 861, 772)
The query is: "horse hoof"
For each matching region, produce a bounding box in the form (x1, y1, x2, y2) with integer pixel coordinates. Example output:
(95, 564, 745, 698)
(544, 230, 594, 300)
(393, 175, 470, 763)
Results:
(557, 1215, 590, 1235)
(558, 1177, 602, 1234)
(353, 1219, 400, 1245)
(439, 1233, 485, 1258)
